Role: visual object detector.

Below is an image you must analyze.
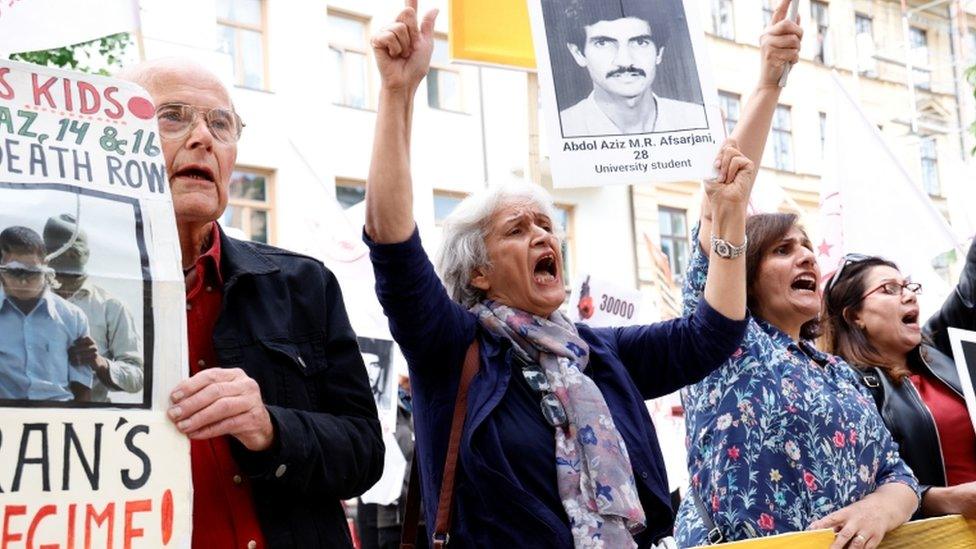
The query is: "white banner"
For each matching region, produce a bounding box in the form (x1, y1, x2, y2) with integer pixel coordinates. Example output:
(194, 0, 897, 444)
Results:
(0, 59, 190, 548)
(568, 273, 642, 327)
(527, 0, 723, 188)
(0, 0, 139, 54)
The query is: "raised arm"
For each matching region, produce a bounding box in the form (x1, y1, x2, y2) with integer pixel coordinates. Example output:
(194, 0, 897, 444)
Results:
(699, 0, 801, 253)
(364, 0, 439, 244)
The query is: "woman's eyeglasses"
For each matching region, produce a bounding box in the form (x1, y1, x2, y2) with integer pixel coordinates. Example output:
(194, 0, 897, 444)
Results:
(513, 353, 568, 428)
(861, 280, 922, 301)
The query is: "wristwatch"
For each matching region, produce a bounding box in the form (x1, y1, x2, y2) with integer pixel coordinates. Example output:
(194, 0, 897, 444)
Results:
(711, 235, 747, 259)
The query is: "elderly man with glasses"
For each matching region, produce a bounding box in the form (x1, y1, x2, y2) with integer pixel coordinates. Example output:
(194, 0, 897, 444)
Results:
(120, 59, 383, 549)
(0, 225, 93, 402)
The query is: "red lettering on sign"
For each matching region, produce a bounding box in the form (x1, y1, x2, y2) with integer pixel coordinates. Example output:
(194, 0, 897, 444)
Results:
(31, 74, 56, 108)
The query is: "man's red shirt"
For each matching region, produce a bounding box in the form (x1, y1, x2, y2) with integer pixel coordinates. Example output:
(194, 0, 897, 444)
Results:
(185, 223, 266, 548)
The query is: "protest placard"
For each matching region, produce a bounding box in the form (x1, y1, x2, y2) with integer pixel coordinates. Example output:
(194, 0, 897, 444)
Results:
(527, 0, 723, 188)
(568, 273, 642, 327)
(0, 59, 190, 548)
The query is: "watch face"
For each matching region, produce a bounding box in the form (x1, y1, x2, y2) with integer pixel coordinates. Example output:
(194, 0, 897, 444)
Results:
(716, 241, 730, 257)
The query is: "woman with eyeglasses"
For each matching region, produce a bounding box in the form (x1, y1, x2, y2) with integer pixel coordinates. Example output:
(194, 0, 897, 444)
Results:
(823, 246, 976, 519)
(361, 2, 756, 547)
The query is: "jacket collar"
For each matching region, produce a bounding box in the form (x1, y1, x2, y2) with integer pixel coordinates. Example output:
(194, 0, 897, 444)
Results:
(915, 343, 963, 397)
(216, 223, 278, 285)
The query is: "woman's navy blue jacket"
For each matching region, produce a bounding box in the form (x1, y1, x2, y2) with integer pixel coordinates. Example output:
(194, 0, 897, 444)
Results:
(367, 229, 747, 547)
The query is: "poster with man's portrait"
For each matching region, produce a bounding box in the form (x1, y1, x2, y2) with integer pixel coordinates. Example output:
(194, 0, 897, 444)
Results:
(528, 0, 725, 187)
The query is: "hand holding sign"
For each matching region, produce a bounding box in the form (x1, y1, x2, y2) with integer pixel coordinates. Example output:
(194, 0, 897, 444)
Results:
(706, 139, 756, 209)
(371, 0, 439, 93)
(761, 0, 803, 88)
(168, 367, 275, 451)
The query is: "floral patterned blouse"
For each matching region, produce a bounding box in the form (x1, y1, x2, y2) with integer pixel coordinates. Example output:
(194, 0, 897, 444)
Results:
(674, 227, 919, 547)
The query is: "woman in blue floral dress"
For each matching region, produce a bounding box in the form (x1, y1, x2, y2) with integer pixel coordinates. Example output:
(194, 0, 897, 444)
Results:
(673, 215, 919, 548)
(673, 3, 919, 547)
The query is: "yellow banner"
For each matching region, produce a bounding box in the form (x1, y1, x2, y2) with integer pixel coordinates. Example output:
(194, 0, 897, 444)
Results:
(448, 0, 536, 69)
(692, 516, 976, 548)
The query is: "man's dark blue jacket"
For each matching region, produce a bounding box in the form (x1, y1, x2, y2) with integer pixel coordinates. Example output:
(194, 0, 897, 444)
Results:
(213, 227, 384, 548)
(367, 229, 747, 547)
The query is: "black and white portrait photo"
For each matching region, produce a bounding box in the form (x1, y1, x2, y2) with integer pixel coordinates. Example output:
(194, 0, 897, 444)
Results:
(541, 0, 708, 137)
(357, 336, 395, 413)
(0, 185, 151, 409)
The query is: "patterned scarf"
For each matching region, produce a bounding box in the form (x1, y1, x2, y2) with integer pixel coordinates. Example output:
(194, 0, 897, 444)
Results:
(472, 300, 646, 548)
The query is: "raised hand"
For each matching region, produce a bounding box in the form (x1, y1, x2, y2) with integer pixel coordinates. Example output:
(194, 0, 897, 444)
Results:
(706, 139, 756, 210)
(371, 0, 439, 92)
(759, 0, 803, 87)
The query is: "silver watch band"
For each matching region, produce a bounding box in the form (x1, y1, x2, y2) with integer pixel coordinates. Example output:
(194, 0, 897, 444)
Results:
(710, 235, 747, 259)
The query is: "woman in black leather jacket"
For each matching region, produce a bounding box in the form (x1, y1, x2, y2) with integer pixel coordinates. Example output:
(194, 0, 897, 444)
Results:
(822, 240, 976, 517)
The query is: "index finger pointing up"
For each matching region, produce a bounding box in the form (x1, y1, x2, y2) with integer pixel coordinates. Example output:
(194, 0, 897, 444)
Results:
(771, 0, 793, 24)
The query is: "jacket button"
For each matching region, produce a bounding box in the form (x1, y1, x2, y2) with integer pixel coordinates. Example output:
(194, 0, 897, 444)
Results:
(274, 464, 287, 478)
(641, 471, 648, 479)
(232, 474, 242, 485)
(247, 541, 257, 549)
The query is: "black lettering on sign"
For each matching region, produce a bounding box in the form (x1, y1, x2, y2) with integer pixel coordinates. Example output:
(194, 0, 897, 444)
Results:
(13, 423, 50, 492)
(121, 424, 152, 489)
(598, 294, 636, 320)
(63, 422, 103, 491)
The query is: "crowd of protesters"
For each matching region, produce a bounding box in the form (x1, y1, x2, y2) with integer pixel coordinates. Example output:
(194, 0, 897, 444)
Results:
(11, 0, 974, 546)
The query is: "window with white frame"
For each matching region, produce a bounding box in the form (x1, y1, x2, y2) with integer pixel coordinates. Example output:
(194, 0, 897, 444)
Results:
(909, 26, 931, 89)
(762, 0, 774, 28)
(765, 105, 793, 171)
(433, 191, 465, 225)
(811, 1, 830, 64)
(428, 37, 464, 112)
(335, 178, 366, 209)
(718, 91, 740, 137)
(658, 207, 690, 284)
(854, 13, 876, 75)
(216, 0, 267, 89)
(711, 0, 735, 39)
(920, 137, 940, 195)
(819, 112, 827, 158)
(221, 169, 275, 243)
(329, 12, 371, 109)
(554, 204, 575, 283)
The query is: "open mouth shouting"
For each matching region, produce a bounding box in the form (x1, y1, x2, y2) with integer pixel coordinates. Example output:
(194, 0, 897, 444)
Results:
(901, 309, 920, 330)
(533, 252, 560, 286)
(790, 272, 818, 295)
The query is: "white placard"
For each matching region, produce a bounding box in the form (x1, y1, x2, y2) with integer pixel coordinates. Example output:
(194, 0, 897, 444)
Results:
(949, 328, 976, 438)
(527, 0, 723, 188)
(0, 59, 190, 548)
(568, 273, 642, 327)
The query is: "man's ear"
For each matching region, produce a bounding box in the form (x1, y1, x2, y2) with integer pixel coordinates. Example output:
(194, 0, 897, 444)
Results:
(567, 43, 587, 68)
(655, 45, 665, 65)
(471, 266, 491, 292)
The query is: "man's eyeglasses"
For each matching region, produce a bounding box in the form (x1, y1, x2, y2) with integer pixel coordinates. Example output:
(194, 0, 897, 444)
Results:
(825, 253, 872, 294)
(155, 102, 245, 144)
(862, 280, 922, 301)
(513, 353, 568, 429)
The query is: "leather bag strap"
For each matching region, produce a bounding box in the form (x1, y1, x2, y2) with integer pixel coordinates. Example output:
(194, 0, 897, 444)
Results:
(400, 339, 480, 549)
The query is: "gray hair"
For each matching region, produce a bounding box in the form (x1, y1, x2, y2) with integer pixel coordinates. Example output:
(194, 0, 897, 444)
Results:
(435, 182, 563, 309)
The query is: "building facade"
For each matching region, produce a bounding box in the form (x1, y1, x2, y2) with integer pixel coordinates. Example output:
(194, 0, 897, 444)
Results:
(131, 0, 974, 320)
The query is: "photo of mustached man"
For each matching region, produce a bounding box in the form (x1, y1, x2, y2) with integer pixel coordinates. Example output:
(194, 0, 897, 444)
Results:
(544, 0, 708, 137)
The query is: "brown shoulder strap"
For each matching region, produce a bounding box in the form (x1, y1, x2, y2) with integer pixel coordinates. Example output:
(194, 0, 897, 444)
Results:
(400, 339, 480, 549)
